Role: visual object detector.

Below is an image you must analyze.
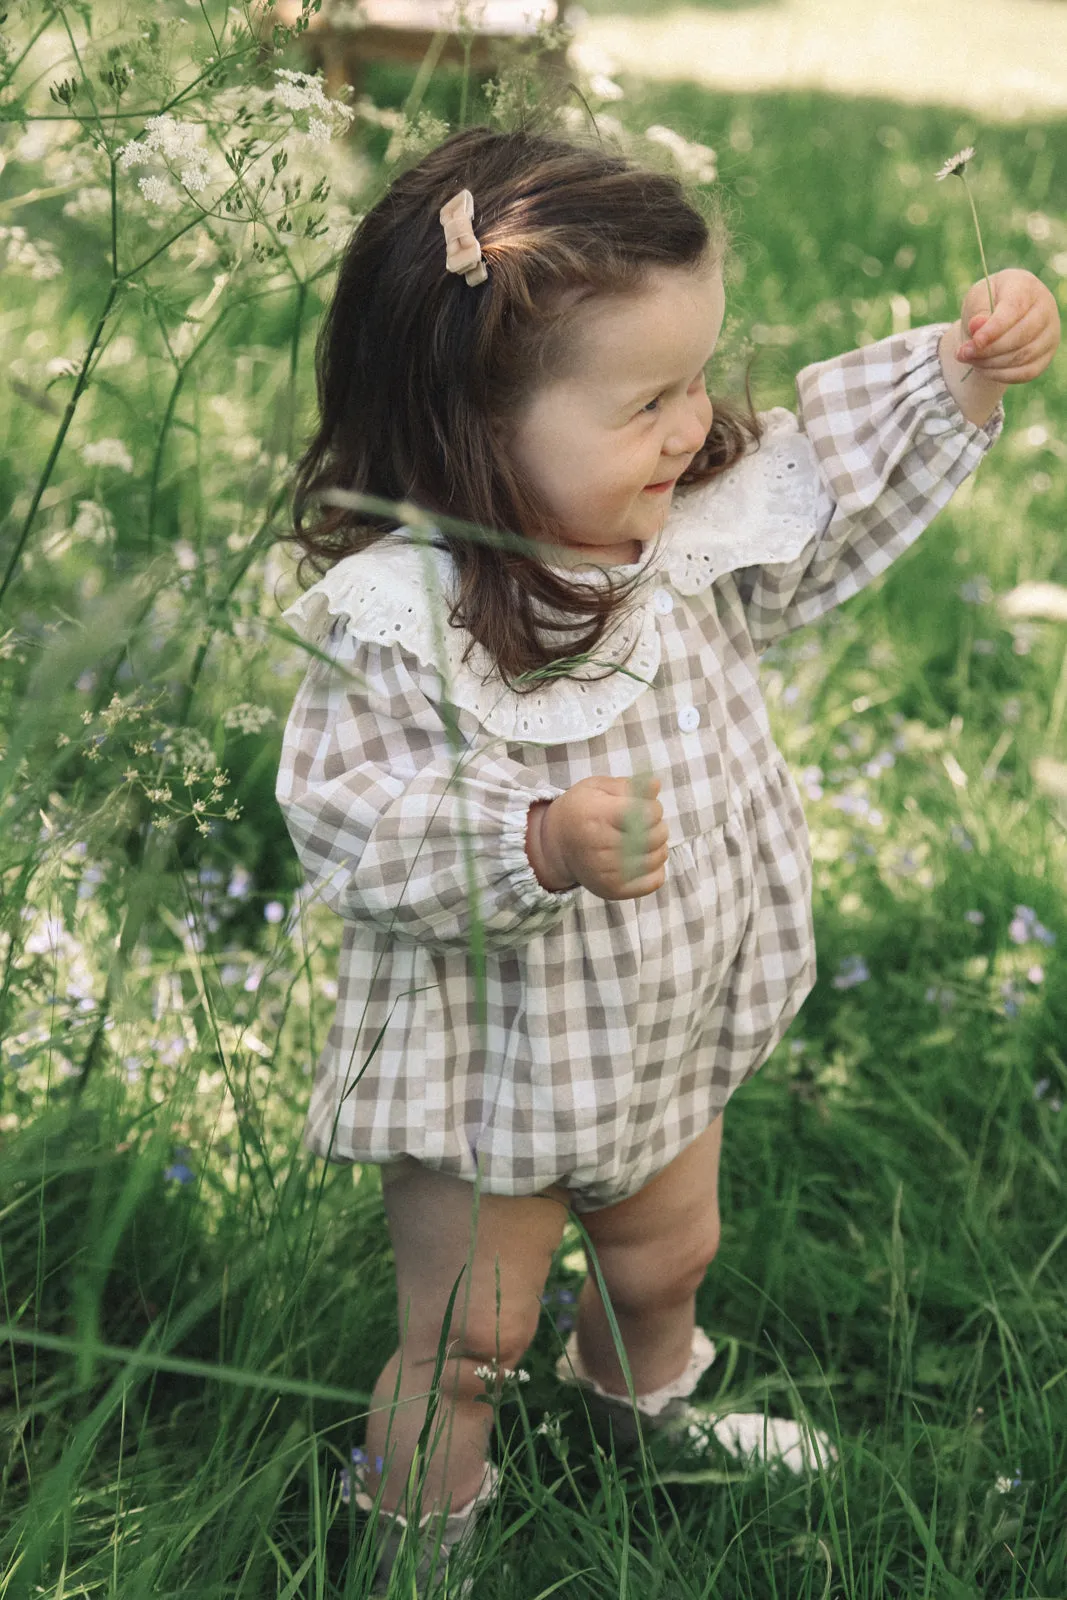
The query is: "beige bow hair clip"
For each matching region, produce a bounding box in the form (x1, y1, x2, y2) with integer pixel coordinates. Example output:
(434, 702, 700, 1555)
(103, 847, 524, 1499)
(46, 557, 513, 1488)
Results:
(439, 188, 488, 286)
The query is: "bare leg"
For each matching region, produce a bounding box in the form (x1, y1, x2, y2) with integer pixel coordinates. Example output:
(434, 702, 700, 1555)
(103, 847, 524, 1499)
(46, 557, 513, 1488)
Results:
(362, 1161, 570, 1517)
(574, 1278, 698, 1398)
(573, 1117, 724, 1396)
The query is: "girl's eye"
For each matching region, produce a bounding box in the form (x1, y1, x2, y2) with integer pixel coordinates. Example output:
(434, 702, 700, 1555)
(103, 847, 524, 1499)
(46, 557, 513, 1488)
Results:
(640, 397, 661, 415)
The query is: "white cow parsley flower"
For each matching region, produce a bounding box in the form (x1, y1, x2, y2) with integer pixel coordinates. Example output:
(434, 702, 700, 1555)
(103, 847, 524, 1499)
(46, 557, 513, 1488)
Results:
(82, 438, 134, 473)
(644, 125, 717, 184)
(222, 703, 275, 734)
(273, 68, 354, 124)
(72, 501, 116, 545)
(0, 225, 63, 281)
(139, 174, 176, 208)
(118, 115, 214, 196)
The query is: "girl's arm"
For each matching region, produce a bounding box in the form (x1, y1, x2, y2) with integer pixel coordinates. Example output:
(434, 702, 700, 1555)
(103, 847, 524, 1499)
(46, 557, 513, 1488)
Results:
(729, 267, 1060, 656)
(276, 626, 581, 953)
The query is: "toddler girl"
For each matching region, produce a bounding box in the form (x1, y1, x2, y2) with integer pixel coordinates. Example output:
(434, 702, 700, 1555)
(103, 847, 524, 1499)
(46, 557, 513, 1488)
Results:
(277, 125, 1059, 1590)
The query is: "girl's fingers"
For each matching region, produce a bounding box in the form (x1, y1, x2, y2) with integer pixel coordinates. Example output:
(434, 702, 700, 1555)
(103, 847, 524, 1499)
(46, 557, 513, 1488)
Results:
(959, 271, 1060, 381)
(964, 297, 1019, 348)
(961, 301, 1046, 362)
(974, 296, 1044, 344)
(966, 297, 1031, 350)
(964, 342, 1053, 382)
(968, 347, 1039, 374)
(967, 341, 1042, 373)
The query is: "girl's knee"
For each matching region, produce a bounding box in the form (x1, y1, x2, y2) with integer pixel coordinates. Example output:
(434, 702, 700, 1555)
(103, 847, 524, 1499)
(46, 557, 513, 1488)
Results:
(398, 1305, 539, 1379)
(449, 1299, 541, 1373)
(383, 1166, 566, 1371)
(586, 1210, 721, 1314)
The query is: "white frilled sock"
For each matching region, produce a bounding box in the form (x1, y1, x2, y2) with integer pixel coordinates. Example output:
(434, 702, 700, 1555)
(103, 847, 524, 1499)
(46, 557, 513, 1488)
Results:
(555, 1324, 719, 1450)
(354, 1459, 499, 1597)
(555, 1325, 837, 1471)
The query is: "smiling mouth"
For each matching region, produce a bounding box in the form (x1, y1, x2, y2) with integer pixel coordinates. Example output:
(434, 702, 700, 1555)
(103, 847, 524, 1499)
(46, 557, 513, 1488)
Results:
(643, 478, 677, 493)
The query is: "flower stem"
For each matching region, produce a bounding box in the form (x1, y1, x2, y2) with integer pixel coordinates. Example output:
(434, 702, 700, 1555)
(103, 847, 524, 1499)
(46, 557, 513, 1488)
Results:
(961, 172, 995, 314)
(0, 278, 120, 609)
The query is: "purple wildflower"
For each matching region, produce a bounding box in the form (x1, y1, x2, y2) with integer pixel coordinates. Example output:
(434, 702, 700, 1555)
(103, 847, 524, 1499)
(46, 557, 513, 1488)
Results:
(263, 900, 284, 924)
(541, 1285, 578, 1332)
(340, 1446, 384, 1505)
(831, 792, 870, 817)
(78, 865, 105, 900)
(1009, 905, 1056, 946)
(832, 955, 871, 990)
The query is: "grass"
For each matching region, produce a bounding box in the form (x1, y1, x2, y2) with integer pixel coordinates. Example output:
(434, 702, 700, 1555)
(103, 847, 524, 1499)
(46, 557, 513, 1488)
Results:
(2, 3, 1067, 1595)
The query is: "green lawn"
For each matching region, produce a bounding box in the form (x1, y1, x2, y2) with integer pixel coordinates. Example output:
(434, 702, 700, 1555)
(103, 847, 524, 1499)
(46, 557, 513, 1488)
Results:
(2, 4, 1067, 1596)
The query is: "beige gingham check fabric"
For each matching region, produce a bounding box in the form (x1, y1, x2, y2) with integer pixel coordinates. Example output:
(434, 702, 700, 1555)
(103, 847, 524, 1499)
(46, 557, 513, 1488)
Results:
(276, 323, 1003, 1211)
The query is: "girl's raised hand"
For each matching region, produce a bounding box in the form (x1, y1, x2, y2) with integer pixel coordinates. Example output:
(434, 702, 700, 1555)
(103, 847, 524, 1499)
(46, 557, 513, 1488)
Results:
(956, 267, 1061, 383)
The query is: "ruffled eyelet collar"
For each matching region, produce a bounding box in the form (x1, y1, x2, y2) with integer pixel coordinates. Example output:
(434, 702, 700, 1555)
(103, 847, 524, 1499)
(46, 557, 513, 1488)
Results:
(282, 410, 818, 744)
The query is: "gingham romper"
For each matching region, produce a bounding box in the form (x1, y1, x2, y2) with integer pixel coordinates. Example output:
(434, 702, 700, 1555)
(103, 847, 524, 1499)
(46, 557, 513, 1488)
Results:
(277, 324, 1003, 1212)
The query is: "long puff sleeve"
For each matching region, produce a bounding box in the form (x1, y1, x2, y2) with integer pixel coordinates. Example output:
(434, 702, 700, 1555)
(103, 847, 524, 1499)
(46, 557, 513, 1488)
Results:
(276, 623, 581, 952)
(732, 323, 1004, 650)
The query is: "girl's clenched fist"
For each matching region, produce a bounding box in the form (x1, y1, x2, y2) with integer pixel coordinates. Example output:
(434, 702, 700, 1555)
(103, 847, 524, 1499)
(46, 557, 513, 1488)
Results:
(527, 775, 669, 901)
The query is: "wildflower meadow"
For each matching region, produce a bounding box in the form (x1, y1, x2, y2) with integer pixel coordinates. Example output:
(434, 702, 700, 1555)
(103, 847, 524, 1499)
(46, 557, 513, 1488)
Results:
(3, 2, 1067, 1595)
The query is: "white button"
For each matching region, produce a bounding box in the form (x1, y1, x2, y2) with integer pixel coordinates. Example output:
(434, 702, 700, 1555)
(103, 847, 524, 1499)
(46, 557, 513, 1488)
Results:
(677, 705, 700, 732)
(653, 587, 674, 614)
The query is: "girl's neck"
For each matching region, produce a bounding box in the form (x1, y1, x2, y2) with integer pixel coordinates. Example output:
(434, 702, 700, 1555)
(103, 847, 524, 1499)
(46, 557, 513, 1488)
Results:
(540, 539, 645, 569)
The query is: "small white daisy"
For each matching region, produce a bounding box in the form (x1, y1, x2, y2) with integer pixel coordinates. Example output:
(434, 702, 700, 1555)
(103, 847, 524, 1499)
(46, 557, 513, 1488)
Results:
(935, 146, 975, 181)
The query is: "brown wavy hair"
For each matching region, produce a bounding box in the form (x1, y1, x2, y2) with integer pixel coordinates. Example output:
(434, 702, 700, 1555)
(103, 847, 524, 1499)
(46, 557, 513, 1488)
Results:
(286, 125, 762, 692)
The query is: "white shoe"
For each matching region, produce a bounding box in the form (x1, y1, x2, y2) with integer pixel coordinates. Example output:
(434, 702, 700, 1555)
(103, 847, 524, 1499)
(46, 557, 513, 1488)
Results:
(680, 1408, 837, 1474)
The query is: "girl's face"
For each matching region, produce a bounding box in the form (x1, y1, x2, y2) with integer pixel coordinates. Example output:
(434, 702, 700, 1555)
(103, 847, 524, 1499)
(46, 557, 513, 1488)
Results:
(509, 258, 725, 566)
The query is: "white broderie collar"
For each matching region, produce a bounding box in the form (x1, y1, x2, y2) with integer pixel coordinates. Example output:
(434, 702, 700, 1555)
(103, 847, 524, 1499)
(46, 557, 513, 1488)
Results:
(283, 408, 818, 744)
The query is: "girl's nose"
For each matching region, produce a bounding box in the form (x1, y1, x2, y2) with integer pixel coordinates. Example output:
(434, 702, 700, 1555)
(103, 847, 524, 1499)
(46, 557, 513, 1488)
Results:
(665, 392, 713, 457)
